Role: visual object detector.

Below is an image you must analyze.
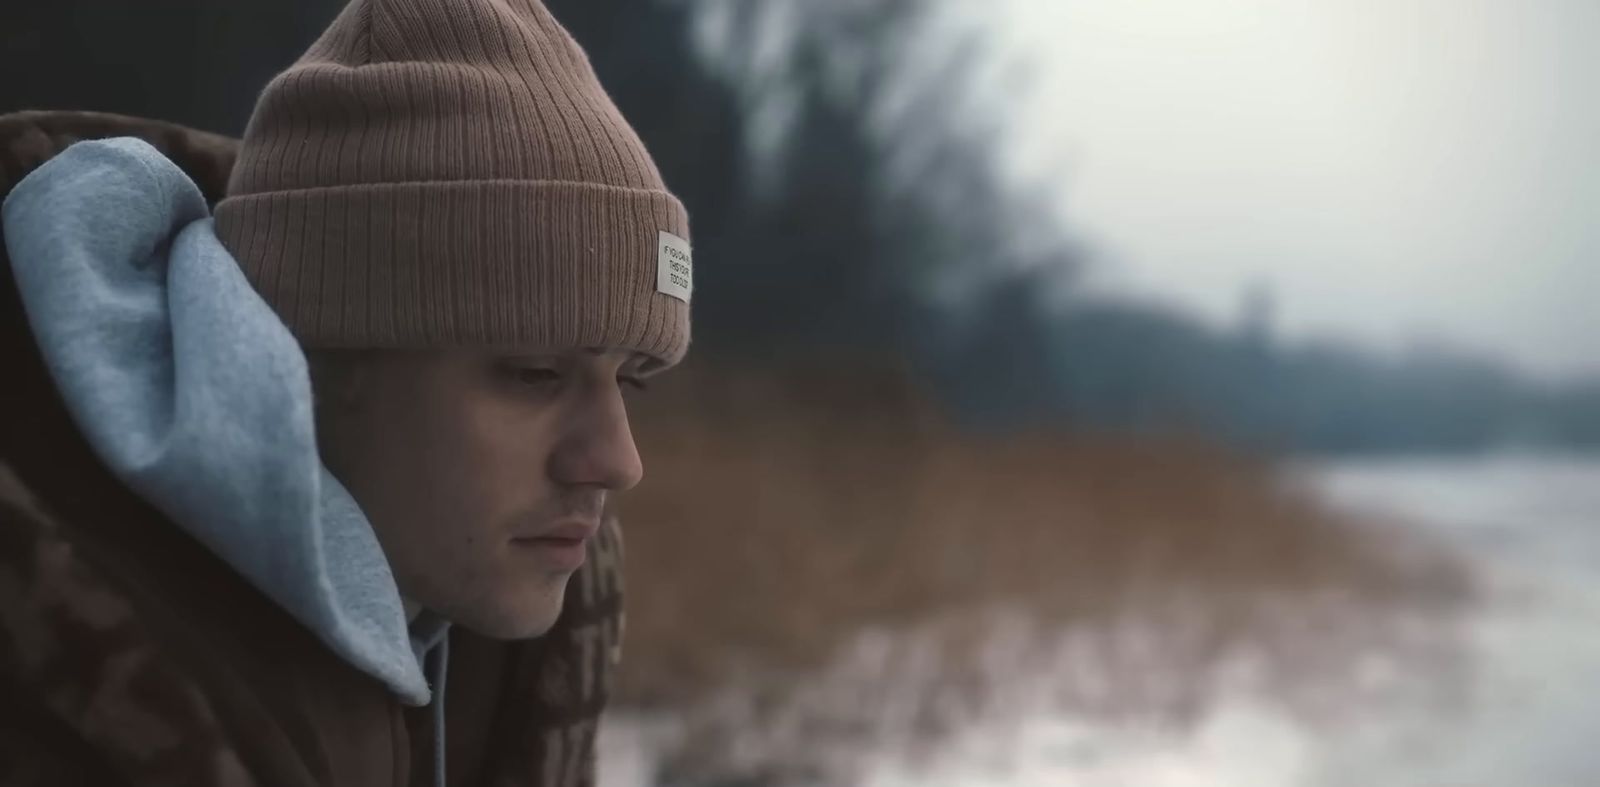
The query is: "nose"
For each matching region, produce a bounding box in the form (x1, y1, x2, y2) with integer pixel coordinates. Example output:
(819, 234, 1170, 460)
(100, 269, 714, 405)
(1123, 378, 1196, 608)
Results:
(549, 380, 645, 492)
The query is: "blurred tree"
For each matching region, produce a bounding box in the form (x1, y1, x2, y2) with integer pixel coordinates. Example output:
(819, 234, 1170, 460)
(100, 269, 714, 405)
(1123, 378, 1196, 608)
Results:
(4, 0, 1594, 455)
(0, 0, 341, 133)
(550, 0, 1080, 360)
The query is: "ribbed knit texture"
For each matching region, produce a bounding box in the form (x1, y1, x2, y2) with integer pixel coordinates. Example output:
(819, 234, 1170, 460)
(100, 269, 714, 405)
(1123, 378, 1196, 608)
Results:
(214, 0, 690, 365)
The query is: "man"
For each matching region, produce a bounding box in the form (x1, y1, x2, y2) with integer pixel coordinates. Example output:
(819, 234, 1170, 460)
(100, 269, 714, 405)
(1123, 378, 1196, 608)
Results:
(0, 0, 690, 784)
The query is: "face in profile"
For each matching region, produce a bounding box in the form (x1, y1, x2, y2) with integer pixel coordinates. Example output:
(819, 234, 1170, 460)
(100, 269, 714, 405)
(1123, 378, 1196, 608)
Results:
(312, 347, 648, 639)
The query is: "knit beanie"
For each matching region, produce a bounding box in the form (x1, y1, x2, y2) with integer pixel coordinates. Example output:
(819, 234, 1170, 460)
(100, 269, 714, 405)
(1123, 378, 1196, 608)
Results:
(214, 0, 691, 367)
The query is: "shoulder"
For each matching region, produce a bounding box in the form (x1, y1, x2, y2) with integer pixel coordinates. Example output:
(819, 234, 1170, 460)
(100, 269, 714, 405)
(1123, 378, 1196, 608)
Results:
(0, 457, 409, 787)
(0, 111, 237, 204)
(0, 460, 254, 786)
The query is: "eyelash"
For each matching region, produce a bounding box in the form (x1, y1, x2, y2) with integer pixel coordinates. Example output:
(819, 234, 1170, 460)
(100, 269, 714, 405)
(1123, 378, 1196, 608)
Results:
(506, 366, 647, 392)
(509, 367, 560, 387)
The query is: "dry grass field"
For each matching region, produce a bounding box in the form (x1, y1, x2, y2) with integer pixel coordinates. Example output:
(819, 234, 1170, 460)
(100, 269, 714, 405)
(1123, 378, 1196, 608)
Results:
(612, 357, 1475, 782)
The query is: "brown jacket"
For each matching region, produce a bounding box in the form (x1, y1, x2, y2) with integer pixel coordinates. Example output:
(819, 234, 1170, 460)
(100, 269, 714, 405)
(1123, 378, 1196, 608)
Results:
(0, 110, 625, 787)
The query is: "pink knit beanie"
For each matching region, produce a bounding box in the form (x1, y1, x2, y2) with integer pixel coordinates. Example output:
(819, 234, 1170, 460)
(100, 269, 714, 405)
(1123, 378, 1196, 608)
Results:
(214, 0, 692, 367)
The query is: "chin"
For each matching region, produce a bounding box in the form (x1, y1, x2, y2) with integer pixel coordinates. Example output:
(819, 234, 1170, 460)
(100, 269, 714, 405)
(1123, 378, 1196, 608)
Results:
(447, 577, 571, 641)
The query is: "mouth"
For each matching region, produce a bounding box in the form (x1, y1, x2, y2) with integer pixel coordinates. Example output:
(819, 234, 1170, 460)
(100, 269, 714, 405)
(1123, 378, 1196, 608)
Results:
(510, 521, 597, 572)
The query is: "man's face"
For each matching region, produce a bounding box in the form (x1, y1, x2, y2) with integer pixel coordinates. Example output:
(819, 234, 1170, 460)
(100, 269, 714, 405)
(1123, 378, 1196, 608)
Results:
(313, 348, 647, 639)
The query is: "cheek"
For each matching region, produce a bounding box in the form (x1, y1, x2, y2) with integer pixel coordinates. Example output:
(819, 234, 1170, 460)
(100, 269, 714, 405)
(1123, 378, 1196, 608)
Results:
(351, 377, 565, 548)
(350, 383, 576, 611)
(349, 390, 500, 537)
(473, 402, 560, 490)
(430, 394, 563, 530)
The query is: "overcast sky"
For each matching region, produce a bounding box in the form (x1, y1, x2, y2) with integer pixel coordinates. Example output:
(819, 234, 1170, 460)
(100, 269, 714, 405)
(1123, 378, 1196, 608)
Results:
(985, 0, 1598, 381)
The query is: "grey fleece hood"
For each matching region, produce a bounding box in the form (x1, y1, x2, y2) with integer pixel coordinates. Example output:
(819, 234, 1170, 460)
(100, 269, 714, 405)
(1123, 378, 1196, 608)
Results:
(2, 137, 436, 706)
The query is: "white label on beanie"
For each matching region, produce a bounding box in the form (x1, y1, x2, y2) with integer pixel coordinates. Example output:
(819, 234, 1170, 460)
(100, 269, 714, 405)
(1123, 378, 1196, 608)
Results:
(657, 231, 693, 303)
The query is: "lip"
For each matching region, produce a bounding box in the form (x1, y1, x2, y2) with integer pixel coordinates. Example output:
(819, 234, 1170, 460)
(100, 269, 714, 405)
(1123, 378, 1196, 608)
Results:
(519, 521, 600, 542)
(510, 520, 598, 572)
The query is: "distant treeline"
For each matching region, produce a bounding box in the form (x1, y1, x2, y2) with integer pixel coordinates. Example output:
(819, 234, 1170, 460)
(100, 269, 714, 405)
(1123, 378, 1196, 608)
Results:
(5, 0, 1594, 455)
(931, 282, 1600, 453)
(1050, 305, 1600, 455)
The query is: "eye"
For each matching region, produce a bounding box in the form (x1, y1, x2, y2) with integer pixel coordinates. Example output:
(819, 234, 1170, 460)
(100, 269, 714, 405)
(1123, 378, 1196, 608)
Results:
(619, 375, 649, 393)
(506, 366, 561, 388)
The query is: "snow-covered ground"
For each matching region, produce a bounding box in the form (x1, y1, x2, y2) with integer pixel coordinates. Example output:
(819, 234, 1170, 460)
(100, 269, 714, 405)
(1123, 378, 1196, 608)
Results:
(602, 454, 1600, 786)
